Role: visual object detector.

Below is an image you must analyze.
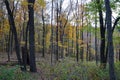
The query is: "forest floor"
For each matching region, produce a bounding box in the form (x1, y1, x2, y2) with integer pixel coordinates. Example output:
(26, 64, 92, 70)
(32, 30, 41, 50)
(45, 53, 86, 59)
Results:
(0, 52, 120, 80)
(0, 52, 60, 80)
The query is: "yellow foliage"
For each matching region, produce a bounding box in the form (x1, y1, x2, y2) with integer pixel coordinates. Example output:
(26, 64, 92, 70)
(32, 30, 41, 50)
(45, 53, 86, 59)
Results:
(3, 20, 10, 33)
(80, 44, 87, 48)
(37, 0, 46, 8)
(64, 25, 73, 39)
(78, 39, 83, 44)
(58, 41, 62, 47)
(90, 48, 95, 56)
(45, 27, 51, 49)
(21, 1, 28, 7)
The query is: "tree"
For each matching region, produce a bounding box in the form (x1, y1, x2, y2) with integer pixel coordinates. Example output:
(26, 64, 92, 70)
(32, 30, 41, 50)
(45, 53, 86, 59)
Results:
(41, 8, 45, 57)
(104, 0, 116, 79)
(96, 0, 106, 68)
(4, 0, 22, 66)
(28, 0, 37, 72)
(50, 0, 54, 64)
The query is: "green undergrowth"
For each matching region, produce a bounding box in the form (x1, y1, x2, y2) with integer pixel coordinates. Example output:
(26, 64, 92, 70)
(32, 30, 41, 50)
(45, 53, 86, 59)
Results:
(0, 65, 37, 80)
(0, 58, 120, 80)
(38, 57, 120, 80)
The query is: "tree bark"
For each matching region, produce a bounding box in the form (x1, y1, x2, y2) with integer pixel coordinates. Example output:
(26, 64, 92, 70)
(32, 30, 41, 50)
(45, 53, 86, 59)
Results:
(56, 1, 59, 61)
(28, 0, 37, 72)
(96, 0, 106, 68)
(104, 0, 116, 79)
(42, 8, 45, 57)
(95, 9, 98, 65)
(50, 0, 54, 64)
(4, 0, 22, 65)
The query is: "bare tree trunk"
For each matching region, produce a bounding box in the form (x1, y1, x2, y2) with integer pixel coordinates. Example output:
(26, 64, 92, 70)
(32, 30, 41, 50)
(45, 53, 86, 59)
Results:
(50, 0, 54, 64)
(95, 10, 98, 65)
(56, 1, 59, 61)
(76, 25, 79, 62)
(96, 0, 106, 68)
(42, 8, 45, 57)
(104, 0, 116, 79)
(4, 0, 22, 65)
(119, 48, 120, 61)
(28, 0, 37, 72)
(80, 0, 84, 62)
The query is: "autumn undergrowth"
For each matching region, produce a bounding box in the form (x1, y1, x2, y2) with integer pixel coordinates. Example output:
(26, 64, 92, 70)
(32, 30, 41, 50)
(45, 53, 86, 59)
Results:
(0, 57, 120, 80)
(37, 57, 120, 80)
(0, 65, 36, 80)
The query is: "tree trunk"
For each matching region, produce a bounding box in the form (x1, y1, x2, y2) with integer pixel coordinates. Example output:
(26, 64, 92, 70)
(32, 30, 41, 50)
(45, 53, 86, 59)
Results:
(80, 1, 84, 62)
(76, 25, 79, 62)
(42, 8, 45, 57)
(4, 0, 22, 65)
(96, 0, 106, 68)
(56, 1, 59, 61)
(95, 10, 98, 65)
(50, 0, 54, 64)
(119, 48, 120, 61)
(104, 0, 116, 79)
(28, 0, 37, 72)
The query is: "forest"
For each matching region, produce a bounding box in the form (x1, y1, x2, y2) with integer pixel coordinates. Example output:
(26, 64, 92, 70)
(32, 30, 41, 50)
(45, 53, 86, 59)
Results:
(0, 0, 120, 80)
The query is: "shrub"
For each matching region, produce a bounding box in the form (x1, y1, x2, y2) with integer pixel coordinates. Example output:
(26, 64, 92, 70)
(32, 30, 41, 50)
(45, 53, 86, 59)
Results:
(0, 65, 33, 80)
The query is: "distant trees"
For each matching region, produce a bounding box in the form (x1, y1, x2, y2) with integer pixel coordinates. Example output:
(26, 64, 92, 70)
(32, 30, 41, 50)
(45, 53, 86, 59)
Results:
(1, 0, 120, 78)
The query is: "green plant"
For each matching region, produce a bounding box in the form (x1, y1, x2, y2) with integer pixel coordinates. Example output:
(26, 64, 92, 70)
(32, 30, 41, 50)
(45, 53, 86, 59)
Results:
(0, 65, 34, 80)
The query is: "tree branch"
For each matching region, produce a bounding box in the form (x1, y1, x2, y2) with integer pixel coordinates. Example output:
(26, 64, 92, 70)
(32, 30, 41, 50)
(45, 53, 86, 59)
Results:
(112, 17, 120, 33)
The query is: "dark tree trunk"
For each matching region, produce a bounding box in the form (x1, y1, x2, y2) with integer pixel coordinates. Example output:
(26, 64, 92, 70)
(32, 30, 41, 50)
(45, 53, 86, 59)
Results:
(96, 0, 106, 68)
(86, 19, 89, 61)
(42, 8, 45, 57)
(80, 21, 84, 62)
(76, 0, 79, 62)
(21, 47, 27, 71)
(89, 29, 92, 61)
(95, 11, 98, 65)
(4, 0, 22, 65)
(21, 21, 30, 71)
(7, 30, 11, 61)
(80, 1, 84, 62)
(86, 27, 89, 61)
(56, 2, 59, 61)
(76, 25, 79, 62)
(104, 0, 116, 79)
(28, 0, 37, 72)
(118, 49, 120, 61)
(10, 31, 13, 55)
(50, 0, 54, 64)
(105, 17, 120, 64)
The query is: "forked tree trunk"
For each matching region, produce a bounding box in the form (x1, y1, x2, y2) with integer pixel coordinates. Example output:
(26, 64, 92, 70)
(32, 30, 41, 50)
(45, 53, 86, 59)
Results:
(4, 0, 22, 65)
(104, 0, 116, 79)
(96, 0, 106, 68)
